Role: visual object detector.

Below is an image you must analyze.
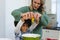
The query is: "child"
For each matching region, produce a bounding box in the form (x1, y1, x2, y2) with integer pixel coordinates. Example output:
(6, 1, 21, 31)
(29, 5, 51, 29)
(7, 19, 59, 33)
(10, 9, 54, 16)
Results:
(15, 18, 38, 40)
(14, 13, 40, 40)
(15, 19, 32, 40)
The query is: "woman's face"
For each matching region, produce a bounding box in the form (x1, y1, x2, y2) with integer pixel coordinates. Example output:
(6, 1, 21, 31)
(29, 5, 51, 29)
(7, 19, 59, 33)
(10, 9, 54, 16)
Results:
(32, 0, 41, 10)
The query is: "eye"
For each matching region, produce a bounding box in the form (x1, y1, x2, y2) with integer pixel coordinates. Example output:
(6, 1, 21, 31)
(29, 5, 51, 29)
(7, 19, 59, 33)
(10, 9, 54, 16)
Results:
(34, 1, 40, 5)
(38, 3, 40, 5)
(34, 2, 36, 4)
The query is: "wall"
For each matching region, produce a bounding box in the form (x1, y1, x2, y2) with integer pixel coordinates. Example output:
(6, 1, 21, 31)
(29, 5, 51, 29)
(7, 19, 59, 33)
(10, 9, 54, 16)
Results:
(5, 0, 31, 40)
(57, 0, 60, 27)
(0, 0, 5, 38)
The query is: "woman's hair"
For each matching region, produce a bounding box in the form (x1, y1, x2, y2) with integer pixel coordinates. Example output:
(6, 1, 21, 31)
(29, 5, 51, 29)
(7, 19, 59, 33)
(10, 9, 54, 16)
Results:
(30, 0, 44, 13)
(37, 0, 44, 13)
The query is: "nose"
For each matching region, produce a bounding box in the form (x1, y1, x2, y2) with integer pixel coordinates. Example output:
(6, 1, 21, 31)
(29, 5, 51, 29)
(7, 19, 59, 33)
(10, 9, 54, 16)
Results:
(35, 4, 38, 7)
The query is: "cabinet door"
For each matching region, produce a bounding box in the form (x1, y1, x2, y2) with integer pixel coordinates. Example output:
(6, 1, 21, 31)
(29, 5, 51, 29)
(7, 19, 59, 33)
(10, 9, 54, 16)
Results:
(46, 30, 59, 38)
(42, 29, 49, 39)
(45, 0, 56, 14)
(45, 0, 51, 14)
(59, 31, 60, 40)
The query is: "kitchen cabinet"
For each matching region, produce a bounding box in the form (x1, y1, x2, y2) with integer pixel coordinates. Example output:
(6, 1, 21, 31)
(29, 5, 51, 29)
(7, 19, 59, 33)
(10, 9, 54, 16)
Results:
(42, 29, 60, 40)
(45, 0, 56, 14)
(44, 0, 51, 14)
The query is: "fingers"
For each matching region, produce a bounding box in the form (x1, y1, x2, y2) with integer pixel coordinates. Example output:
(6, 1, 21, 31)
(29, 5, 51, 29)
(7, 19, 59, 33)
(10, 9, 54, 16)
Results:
(22, 14, 26, 20)
(23, 12, 34, 19)
(35, 12, 41, 18)
(34, 12, 41, 23)
(21, 12, 41, 22)
(21, 12, 31, 20)
(34, 13, 38, 19)
(34, 13, 40, 24)
(30, 12, 34, 19)
(26, 12, 30, 19)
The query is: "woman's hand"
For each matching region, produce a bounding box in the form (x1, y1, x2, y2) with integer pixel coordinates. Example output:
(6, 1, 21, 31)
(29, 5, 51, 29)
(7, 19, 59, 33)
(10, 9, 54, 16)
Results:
(21, 12, 32, 22)
(20, 13, 27, 22)
(34, 12, 41, 24)
(20, 12, 41, 24)
(21, 12, 34, 19)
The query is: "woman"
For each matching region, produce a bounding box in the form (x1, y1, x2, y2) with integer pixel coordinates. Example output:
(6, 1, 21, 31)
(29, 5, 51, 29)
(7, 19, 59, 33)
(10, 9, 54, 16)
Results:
(11, 0, 50, 39)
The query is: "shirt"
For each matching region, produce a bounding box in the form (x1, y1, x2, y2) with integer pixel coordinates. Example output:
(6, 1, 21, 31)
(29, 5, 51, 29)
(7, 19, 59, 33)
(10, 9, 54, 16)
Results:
(15, 20, 38, 40)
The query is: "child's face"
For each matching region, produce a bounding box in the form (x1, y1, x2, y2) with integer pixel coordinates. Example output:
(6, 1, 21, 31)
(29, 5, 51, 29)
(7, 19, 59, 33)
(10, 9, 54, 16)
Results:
(21, 23, 28, 32)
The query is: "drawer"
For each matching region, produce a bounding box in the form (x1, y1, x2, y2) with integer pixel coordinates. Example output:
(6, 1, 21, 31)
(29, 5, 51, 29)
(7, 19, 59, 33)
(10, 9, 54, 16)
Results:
(42, 29, 59, 39)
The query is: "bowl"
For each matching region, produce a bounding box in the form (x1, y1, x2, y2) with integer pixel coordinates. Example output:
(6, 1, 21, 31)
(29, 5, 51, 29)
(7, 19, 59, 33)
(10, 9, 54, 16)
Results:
(22, 33, 41, 40)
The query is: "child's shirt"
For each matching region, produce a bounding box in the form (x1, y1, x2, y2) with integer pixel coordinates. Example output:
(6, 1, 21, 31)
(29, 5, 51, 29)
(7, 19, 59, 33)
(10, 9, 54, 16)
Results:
(15, 29, 30, 40)
(15, 19, 38, 40)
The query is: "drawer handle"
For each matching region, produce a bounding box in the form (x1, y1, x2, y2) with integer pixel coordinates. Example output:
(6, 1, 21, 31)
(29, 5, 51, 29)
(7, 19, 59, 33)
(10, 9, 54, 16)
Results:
(46, 31, 49, 32)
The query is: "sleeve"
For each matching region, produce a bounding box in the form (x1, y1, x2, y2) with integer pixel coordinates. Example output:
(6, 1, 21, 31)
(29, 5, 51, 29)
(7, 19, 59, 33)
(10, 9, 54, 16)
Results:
(11, 6, 29, 21)
(11, 9, 22, 20)
(29, 22, 38, 32)
(41, 12, 50, 26)
(15, 31, 22, 40)
(14, 20, 24, 34)
(15, 36, 20, 40)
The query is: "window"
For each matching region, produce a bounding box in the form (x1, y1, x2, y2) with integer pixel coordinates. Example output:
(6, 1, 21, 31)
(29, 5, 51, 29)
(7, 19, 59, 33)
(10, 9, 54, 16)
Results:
(51, 0, 56, 14)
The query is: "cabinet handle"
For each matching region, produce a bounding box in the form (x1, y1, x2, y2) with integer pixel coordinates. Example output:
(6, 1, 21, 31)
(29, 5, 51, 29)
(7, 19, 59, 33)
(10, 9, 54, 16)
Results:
(46, 31, 49, 32)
